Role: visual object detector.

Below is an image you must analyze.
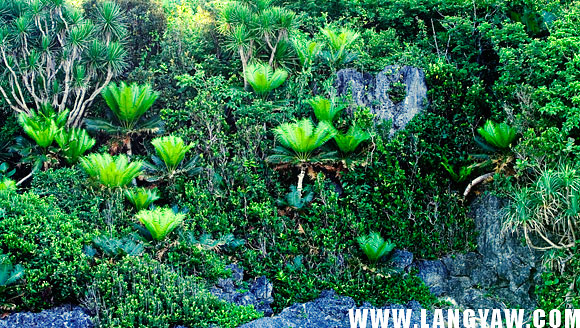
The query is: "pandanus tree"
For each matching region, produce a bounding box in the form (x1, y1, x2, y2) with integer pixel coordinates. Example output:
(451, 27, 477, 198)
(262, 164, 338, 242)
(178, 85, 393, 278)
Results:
(0, 0, 128, 127)
(85, 82, 161, 155)
(217, 0, 296, 88)
(267, 119, 336, 196)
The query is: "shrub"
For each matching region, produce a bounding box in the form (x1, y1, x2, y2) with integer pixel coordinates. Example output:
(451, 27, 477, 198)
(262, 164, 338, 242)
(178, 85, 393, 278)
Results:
(357, 232, 396, 264)
(84, 255, 262, 328)
(0, 192, 94, 309)
(150, 135, 195, 176)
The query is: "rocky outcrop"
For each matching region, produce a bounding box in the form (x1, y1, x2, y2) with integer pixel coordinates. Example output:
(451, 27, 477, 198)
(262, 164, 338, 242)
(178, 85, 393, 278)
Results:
(416, 194, 540, 310)
(336, 66, 428, 131)
(210, 264, 275, 316)
(0, 305, 93, 328)
(238, 290, 434, 328)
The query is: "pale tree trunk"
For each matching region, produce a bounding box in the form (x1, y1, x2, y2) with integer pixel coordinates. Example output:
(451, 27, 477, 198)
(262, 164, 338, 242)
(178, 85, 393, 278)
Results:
(296, 165, 306, 198)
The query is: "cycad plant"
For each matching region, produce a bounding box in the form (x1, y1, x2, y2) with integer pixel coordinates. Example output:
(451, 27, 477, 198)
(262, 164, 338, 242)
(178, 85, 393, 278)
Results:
(245, 61, 288, 98)
(85, 82, 161, 155)
(476, 120, 517, 150)
(125, 187, 160, 211)
(145, 135, 200, 182)
(320, 26, 360, 71)
(334, 126, 371, 154)
(55, 128, 96, 164)
(357, 232, 396, 264)
(135, 207, 184, 241)
(308, 96, 346, 123)
(80, 153, 143, 188)
(294, 38, 321, 70)
(18, 107, 67, 149)
(268, 119, 336, 195)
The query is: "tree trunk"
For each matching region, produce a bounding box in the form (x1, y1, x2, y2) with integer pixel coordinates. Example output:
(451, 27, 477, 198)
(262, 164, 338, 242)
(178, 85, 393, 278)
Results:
(297, 165, 306, 198)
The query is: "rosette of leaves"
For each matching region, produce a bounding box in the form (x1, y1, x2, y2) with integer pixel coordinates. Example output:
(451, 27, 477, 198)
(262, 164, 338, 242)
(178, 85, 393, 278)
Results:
(245, 61, 288, 97)
(144, 135, 200, 182)
(267, 119, 336, 196)
(276, 185, 314, 211)
(18, 105, 68, 149)
(308, 96, 346, 123)
(333, 125, 371, 154)
(80, 153, 143, 188)
(357, 232, 396, 264)
(86, 82, 162, 155)
(55, 128, 96, 164)
(476, 120, 517, 151)
(135, 207, 184, 241)
(320, 26, 360, 71)
(90, 235, 145, 258)
(125, 187, 160, 211)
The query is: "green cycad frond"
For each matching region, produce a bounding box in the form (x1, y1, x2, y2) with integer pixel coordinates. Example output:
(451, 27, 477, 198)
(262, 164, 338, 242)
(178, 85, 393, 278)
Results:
(308, 96, 346, 122)
(18, 112, 61, 149)
(357, 232, 395, 264)
(125, 187, 160, 211)
(101, 81, 159, 130)
(477, 120, 517, 150)
(245, 61, 288, 96)
(294, 38, 321, 68)
(151, 135, 194, 173)
(55, 128, 96, 164)
(80, 153, 142, 188)
(334, 125, 371, 153)
(270, 119, 336, 163)
(135, 207, 184, 241)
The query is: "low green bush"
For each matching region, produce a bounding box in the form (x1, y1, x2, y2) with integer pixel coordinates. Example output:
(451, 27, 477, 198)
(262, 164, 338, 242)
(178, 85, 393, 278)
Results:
(84, 255, 262, 328)
(0, 192, 95, 309)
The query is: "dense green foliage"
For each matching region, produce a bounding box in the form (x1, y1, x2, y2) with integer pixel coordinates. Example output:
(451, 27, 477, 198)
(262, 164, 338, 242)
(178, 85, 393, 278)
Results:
(1, 0, 580, 325)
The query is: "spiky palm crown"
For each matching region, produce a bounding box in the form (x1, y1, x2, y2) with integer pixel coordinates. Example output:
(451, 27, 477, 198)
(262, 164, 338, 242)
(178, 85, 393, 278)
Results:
(477, 120, 517, 150)
(55, 128, 96, 164)
(268, 119, 336, 164)
(151, 135, 194, 173)
(101, 81, 159, 130)
(80, 153, 143, 188)
(245, 61, 288, 96)
(135, 207, 184, 241)
(334, 125, 371, 154)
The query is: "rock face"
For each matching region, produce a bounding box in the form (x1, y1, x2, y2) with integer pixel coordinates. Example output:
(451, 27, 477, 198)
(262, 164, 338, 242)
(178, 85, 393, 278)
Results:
(0, 305, 93, 328)
(416, 194, 540, 310)
(238, 290, 435, 328)
(336, 66, 428, 131)
(210, 264, 275, 316)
